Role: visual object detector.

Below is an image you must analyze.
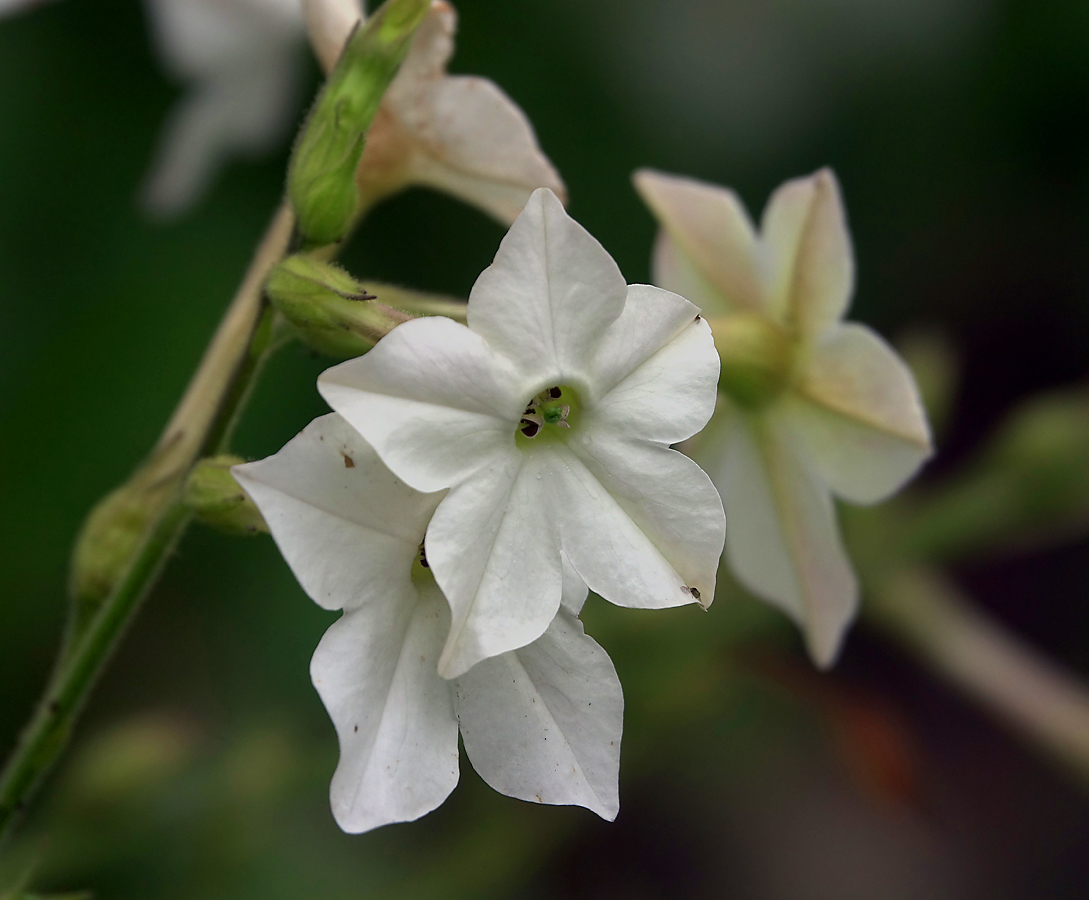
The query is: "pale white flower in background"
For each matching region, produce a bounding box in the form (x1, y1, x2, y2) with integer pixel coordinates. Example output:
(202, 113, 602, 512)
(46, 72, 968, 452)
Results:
(141, 0, 304, 215)
(319, 187, 726, 678)
(144, 0, 563, 219)
(635, 168, 932, 667)
(234, 414, 623, 832)
(0, 0, 48, 14)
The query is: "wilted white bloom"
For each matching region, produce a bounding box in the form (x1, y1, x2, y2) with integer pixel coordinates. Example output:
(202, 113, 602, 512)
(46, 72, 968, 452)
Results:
(635, 168, 932, 666)
(305, 0, 566, 223)
(142, 0, 562, 219)
(318, 187, 726, 678)
(234, 414, 623, 832)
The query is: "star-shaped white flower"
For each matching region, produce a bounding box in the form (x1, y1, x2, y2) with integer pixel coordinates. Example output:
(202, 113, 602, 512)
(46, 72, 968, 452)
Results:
(318, 187, 726, 678)
(635, 168, 932, 666)
(234, 413, 623, 831)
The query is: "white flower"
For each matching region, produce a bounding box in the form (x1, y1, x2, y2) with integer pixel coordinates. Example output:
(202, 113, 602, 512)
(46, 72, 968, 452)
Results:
(233, 413, 623, 832)
(142, 0, 562, 220)
(141, 0, 305, 215)
(634, 168, 932, 666)
(304, 0, 566, 223)
(317, 187, 726, 678)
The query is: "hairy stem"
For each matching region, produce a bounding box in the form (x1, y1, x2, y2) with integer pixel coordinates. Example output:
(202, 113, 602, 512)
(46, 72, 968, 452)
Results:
(0, 204, 294, 845)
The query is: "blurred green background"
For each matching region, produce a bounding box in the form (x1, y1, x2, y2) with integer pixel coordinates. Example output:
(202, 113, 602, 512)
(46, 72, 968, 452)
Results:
(2, 0, 1089, 896)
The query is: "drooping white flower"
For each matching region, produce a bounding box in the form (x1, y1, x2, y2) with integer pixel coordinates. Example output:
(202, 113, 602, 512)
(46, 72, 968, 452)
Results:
(634, 167, 932, 666)
(318, 187, 726, 678)
(233, 413, 623, 832)
(144, 0, 562, 219)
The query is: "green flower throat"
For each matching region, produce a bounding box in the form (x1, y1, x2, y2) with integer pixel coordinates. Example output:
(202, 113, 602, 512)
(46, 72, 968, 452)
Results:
(516, 385, 580, 444)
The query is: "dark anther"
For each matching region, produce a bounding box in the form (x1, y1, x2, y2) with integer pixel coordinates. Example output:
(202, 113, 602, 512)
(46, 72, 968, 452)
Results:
(521, 420, 540, 438)
(549, 387, 562, 399)
(419, 544, 430, 568)
(524, 406, 535, 415)
(690, 587, 701, 601)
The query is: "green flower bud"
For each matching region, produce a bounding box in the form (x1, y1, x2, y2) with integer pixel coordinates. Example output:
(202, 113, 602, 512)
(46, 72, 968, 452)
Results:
(69, 473, 173, 636)
(266, 255, 411, 357)
(288, 0, 431, 247)
(709, 312, 795, 409)
(184, 456, 268, 536)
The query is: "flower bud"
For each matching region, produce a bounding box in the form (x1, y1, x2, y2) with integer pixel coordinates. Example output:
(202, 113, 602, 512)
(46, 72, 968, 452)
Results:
(266, 255, 411, 357)
(288, 0, 431, 247)
(707, 312, 794, 409)
(184, 456, 268, 536)
(69, 474, 173, 637)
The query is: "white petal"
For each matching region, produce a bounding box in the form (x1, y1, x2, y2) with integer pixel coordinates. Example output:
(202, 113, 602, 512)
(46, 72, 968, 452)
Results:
(649, 230, 729, 315)
(303, 0, 361, 72)
(454, 608, 622, 820)
(425, 449, 563, 678)
(318, 316, 526, 493)
(701, 403, 857, 666)
(466, 188, 628, 387)
(232, 414, 440, 611)
(787, 323, 933, 504)
(633, 168, 765, 316)
(145, 0, 300, 82)
(367, 3, 565, 225)
(560, 552, 588, 617)
(140, 55, 303, 215)
(543, 441, 724, 611)
(588, 285, 718, 443)
(396, 76, 567, 225)
(312, 579, 459, 833)
(761, 168, 853, 339)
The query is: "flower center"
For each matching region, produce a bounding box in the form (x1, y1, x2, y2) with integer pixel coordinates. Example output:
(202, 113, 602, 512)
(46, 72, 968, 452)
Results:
(410, 541, 434, 584)
(515, 385, 579, 444)
(707, 312, 795, 410)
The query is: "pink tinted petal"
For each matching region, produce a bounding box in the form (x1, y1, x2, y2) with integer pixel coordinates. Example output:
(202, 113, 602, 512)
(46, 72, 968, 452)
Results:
(761, 168, 853, 339)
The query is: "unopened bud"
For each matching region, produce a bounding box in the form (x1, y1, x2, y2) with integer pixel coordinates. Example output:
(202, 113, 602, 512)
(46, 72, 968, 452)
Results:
(288, 0, 431, 247)
(266, 255, 411, 357)
(708, 312, 795, 409)
(185, 456, 267, 536)
(69, 474, 173, 637)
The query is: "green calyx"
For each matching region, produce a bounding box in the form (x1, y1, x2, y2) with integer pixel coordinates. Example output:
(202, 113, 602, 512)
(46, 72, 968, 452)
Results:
(266, 255, 411, 357)
(287, 0, 430, 248)
(708, 312, 795, 409)
(516, 385, 580, 446)
(184, 456, 268, 536)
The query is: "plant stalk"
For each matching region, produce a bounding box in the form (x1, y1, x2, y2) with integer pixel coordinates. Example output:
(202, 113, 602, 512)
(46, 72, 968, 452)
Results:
(0, 203, 294, 845)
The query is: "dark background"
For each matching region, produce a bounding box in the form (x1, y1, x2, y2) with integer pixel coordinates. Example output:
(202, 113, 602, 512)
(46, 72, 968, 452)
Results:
(2, 0, 1089, 896)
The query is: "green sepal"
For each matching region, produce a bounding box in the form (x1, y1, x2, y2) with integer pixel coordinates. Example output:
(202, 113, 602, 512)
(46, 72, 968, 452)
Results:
(288, 0, 431, 247)
(184, 456, 267, 536)
(266, 255, 411, 357)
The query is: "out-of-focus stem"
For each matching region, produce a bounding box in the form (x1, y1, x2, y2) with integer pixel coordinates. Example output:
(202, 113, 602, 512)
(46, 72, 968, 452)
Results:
(0, 204, 294, 846)
(867, 567, 1089, 784)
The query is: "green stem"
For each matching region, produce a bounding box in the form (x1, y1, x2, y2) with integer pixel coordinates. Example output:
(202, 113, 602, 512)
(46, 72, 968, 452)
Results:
(867, 568, 1089, 785)
(0, 204, 295, 845)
